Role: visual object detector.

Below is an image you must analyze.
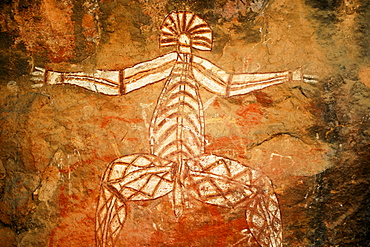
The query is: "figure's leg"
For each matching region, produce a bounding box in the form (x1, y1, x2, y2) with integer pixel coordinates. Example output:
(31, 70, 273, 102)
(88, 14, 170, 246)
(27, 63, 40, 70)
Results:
(95, 182, 126, 247)
(185, 154, 282, 247)
(95, 154, 174, 247)
(244, 173, 281, 247)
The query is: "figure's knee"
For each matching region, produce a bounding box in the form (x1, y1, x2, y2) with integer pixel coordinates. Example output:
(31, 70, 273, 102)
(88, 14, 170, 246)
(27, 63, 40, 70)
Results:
(189, 154, 274, 194)
(102, 153, 171, 182)
(101, 154, 138, 182)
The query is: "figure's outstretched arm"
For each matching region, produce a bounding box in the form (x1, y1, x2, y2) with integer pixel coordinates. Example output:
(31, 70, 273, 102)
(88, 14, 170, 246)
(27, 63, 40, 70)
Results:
(32, 68, 123, 95)
(31, 52, 178, 95)
(192, 55, 316, 97)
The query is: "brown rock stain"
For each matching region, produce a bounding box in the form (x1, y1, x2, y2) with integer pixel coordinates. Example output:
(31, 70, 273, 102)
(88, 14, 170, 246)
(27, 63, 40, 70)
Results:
(359, 67, 370, 88)
(14, 0, 76, 62)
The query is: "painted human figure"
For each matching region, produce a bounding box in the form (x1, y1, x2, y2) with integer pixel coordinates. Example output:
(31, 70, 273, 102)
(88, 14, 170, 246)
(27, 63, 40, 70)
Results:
(32, 11, 315, 247)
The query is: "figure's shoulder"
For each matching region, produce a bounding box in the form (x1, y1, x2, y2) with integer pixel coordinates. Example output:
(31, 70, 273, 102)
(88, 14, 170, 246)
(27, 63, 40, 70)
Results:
(192, 54, 223, 71)
(126, 52, 178, 71)
(142, 51, 179, 65)
(156, 51, 178, 61)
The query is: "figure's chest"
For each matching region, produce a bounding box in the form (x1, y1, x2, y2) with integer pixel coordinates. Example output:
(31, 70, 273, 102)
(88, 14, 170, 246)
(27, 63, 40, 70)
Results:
(150, 60, 205, 160)
(155, 59, 203, 118)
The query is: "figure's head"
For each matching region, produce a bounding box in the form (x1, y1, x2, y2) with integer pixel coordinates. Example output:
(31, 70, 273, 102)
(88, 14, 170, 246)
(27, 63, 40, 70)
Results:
(160, 11, 213, 54)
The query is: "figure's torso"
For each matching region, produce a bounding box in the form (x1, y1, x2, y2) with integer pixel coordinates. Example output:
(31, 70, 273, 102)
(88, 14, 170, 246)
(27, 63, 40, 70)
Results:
(150, 53, 205, 163)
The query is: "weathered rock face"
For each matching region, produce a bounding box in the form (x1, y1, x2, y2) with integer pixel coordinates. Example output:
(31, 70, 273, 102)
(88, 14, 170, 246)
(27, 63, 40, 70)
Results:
(0, 0, 369, 246)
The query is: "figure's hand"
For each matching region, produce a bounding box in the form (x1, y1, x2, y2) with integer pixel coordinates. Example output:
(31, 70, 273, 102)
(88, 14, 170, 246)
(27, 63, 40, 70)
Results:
(292, 68, 319, 84)
(31, 67, 46, 88)
(292, 68, 303, 81)
(302, 74, 319, 84)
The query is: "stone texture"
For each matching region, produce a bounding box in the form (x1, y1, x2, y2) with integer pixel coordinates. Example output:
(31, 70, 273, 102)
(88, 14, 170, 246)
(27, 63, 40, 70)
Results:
(0, 0, 369, 246)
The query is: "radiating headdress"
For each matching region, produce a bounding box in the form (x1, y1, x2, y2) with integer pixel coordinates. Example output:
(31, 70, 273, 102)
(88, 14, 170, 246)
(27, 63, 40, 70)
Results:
(160, 11, 213, 53)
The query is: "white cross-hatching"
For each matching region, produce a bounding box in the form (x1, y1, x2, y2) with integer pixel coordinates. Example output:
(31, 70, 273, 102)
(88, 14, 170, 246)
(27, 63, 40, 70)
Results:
(32, 10, 317, 247)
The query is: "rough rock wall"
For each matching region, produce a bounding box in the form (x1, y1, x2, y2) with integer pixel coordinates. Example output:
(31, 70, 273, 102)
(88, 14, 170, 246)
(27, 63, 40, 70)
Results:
(0, 0, 369, 246)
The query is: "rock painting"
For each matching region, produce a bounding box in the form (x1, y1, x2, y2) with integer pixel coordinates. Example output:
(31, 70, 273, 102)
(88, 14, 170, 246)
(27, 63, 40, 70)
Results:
(32, 11, 317, 247)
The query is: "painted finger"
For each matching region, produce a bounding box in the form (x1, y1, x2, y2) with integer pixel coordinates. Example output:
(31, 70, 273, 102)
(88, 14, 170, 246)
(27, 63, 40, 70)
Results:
(303, 74, 319, 83)
(31, 70, 44, 77)
(30, 76, 44, 82)
(31, 83, 44, 88)
(35, 67, 46, 72)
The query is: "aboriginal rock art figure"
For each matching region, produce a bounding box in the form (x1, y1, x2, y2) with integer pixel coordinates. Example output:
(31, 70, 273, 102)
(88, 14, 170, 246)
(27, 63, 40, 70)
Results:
(32, 11, 316, 247)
